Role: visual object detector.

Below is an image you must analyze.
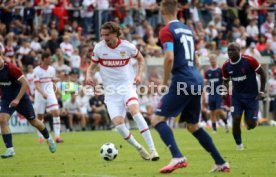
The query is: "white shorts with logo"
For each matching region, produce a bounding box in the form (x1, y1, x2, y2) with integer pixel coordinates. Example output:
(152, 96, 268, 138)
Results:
(104, 87, 139, 119)
(34, 93, 59, 114)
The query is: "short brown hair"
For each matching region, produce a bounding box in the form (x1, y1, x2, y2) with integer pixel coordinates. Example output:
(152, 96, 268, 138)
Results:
(101, 22, 121, 37)
(161, 0, 178, 16)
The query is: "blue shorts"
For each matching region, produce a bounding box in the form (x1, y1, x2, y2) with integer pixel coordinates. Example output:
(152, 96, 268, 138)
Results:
(208, 96, 223, 111)
(155, 91, 201, 124)
(231, 97, 259, 121)
(0, 95, 36, 120)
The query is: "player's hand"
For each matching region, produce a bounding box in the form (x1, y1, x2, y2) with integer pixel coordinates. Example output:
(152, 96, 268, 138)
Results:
(134, 75, 142, 85)
(9, 99, 20, 108)
(42, 93, 48, 99)
(86, 77, 97, 86)
(256, 92, 265, 100)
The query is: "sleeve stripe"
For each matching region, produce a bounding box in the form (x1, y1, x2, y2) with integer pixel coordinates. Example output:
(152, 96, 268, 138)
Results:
(255, 64, 261, 71)
(133, 50, 139, 58)
(17, 75, 24, 81)
(91, 59, 99, 63)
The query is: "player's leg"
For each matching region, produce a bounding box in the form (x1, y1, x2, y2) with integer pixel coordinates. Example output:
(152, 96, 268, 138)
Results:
(34, 96, 47, 143)
(208, 98, 217, 132)
(16, 96, 56, 153)
(216, 108, 229, 132)
(128, 102, 159, 161)
(106, 98, 150, 160)
(231, 98, 244, 150)
(0, 112, 15, 158)
(183, 95, 230, 172)
(125, 88, 158, 160)
(36, 114, 45, 144)
(152, 93, 188, 173)
(47, 100, 63, 143)
(244, 98, 259, 130)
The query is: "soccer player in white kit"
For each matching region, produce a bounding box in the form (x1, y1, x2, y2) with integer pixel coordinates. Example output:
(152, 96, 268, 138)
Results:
(86, 22, 159, 161)
(34, 52, 64, 143)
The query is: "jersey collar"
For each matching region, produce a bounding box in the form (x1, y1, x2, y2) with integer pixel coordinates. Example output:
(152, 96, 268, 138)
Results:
(107, 38, 121, 49)
(230, 54, 242, 65)
(168, 20, 179, 24)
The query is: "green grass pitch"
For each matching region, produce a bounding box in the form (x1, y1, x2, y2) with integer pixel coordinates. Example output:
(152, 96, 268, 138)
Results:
(0, 126, 276, 177)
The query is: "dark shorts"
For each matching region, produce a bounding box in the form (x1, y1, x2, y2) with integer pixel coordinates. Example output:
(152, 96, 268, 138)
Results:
(155, 91, 201, 124)
(231, 97, 259, 121)
(0, 95, 36, 120)
(208, 95, 223, 111)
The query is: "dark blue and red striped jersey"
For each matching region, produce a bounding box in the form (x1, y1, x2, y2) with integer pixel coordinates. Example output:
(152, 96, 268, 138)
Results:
(222, 54, 260, 98)
(159, 20, 203, 91)
(0, 61, 24, 98)
(204, 67, 223, 97)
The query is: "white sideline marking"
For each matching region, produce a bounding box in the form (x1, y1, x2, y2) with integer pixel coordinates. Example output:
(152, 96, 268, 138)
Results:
(0, 174, 117, 177)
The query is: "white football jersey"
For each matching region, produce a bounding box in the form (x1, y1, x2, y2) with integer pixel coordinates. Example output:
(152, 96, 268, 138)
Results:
(33, 66, 56, 96)
(92, 39, 138, 87)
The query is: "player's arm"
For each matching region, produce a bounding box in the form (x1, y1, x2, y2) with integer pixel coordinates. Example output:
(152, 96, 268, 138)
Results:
(14, 76, 29, 102)
(35, 82, 48, 99)
(86, 62, 98, 86)
(248, 56, 267, 100)
(163, 49, 174, 86)
(221, 64, 229, 98)
(159, 28, 174, 86)
(8, 63, 29, 107)
(86, 51, 99, 86)
(256, 66, 266, 100)
(133, 51, 144, 85)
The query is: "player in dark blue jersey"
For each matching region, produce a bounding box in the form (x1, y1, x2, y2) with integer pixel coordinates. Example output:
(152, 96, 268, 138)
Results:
(222, 42, 266, 150)
(150, 0, 230, 173)
(0, 55, 56, 158)
(204, 54, 229, 133)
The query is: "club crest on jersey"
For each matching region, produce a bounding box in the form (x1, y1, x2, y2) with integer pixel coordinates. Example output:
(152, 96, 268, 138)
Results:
(120, 51, 126, 58)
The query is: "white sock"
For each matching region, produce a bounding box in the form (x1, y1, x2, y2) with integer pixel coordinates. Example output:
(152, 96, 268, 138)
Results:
(53, 117, 61, 138)
(133, 113, 155, 151)
(125, 121, 130, 130)
(8, 147, 14, 151)
(116, 124, 141, 149)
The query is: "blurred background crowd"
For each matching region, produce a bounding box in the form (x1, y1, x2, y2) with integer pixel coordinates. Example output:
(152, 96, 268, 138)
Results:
(0, 0, 276, 131)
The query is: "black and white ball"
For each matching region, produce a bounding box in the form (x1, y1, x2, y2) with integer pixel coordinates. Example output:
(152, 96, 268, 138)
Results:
(100, 143, 118, 161)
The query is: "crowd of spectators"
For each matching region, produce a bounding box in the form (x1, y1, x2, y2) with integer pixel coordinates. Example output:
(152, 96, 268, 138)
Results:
(0, 0, 276, 130)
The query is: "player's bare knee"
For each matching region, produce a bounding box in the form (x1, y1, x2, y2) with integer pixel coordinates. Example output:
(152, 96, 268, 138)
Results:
(128, 104, 139, 115)
(186, 123, 199, 133)
(151, 116, 165, 127)
(112, 117, 124, 126)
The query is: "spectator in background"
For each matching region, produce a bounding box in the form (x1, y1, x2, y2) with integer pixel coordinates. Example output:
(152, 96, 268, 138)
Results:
(45, 30, 60, 55)
(256, 34, 267, 52)
(89, 90, 109, 130)
(23, 0, 35, 33)
(64, 93, 81, 131)
(70, 48, 81, 73)
(261, 42, 275, 62)
(260, 14, 275, 34)
(30, 35, 42, 52)
(38, 24, 51, 47)
(244, 42, 261, 58)
(205, 21, 218, 43)
(60, 35, 74, 63)
(17, 41, 33, 69)
(146, 36, 162, 57)
(77, 89, 90, 131)
(81, 0, 95, 36)
(246, 18, 259, 46)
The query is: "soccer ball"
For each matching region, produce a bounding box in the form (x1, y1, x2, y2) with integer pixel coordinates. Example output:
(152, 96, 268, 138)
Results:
(100, 143, 118, 161)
